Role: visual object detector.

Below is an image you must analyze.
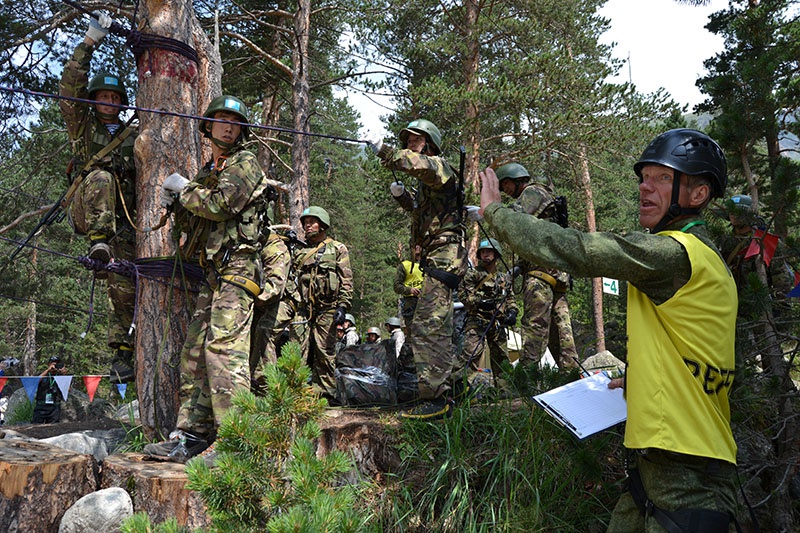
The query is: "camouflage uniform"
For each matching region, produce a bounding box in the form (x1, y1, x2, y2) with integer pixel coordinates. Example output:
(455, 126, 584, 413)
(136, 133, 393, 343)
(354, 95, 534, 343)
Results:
(293, 237, 353, 397)
(173, 146, 268, 436)
(394, 259, 423, 323)
(461, 265, 517, 377)
(485, 204, 739, 529)
(250, 232, 290, 395)
(381, 148, 466, 401)
(510, 183, 578, 369)
(59, 42, 136, 357)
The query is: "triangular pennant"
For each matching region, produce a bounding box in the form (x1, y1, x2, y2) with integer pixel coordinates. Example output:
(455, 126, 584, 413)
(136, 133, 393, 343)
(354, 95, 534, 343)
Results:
(21, 377, 41, 404)
(745, 230, 780, 266)
(116, 383, 127, 400)
(83, 375, 103, 402)
(789, 281, 800, 298)
(743, 237, 761, 260)
(54, 375, 73, 401)
(0, 376, 7, 395)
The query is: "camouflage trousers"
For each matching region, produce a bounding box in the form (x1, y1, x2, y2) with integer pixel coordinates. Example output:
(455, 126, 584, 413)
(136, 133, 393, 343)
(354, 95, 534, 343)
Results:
(461, 319, 508, 376)
(68, 168, 130, 239)
(519, 276, 578, 370)
(607, 449, 738, 533)
(176, 255, 257, 436)
(250, 300, 281, 396)
(407, 241, 466, 401)
(106, 235, 136, 351)
(305, 305, 338, 397)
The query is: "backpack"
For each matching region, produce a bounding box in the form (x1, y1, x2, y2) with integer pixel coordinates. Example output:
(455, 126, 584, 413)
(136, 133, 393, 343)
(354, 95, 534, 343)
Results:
(334, 342, 397, 406)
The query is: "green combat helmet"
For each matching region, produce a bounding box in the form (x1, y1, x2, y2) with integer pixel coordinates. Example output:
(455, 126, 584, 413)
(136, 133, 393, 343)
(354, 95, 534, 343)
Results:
(300, 205, 330, 229)
(345, 313, 356, 326)
(399, 119, 442, 155)
(478, 238, 503, 257)
(495, 163, 549, 187)
(385, 316, 402, 328)
(200, 95, 250, 140)
(726, 194, 753, 214)
(88, 71, 129, 106)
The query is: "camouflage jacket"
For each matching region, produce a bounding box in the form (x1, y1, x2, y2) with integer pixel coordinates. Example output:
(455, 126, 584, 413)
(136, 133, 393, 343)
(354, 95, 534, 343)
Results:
(59, 42, 136, 181)
(256, 232, 291, 306)
(382, 148, 462, 247)
(485, 205, 720, 306)
(293, 237, 353, 311)
(510, 182, 563, 279)
(462, 265, 517, 323)
(177, 146, 268, 263)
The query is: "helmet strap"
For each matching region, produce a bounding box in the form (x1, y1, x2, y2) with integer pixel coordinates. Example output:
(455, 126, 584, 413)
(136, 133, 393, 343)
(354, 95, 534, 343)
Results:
(95, 109, 119, 122)
(652, 170, 701, 233)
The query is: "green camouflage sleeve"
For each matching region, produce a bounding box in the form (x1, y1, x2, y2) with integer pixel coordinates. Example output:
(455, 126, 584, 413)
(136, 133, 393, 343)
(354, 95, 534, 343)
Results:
(180, 150, 266, 221)
(58, 42, 93, 154)
(462, 267, 484, 308)
(485, 202, 691, 303)
(259, 237, 291, 304)
(394, 262, 408, 295)
(513, 184, 553, 218)
(501, 273, 517, 314)
(336, 241, 354, 309)
(383, 149, 456, 190)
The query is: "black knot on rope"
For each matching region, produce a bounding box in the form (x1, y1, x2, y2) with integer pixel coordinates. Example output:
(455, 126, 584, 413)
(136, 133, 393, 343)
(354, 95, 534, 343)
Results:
(127, 29, 199, 65)
(78, 256, 109, 273)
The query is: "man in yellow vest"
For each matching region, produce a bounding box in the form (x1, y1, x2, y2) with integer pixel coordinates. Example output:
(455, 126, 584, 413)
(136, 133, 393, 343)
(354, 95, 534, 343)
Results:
(480, 129, 739, 532)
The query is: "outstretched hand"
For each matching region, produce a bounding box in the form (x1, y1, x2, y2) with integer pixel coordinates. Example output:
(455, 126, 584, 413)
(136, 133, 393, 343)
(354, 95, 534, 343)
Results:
(85, 13, 112, 44)
(479, 167, 502, 217)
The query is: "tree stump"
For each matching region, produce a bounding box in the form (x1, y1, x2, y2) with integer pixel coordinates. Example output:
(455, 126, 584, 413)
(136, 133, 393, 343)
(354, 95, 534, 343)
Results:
(101, 454, 210, 529)
(0, 439, 99, 533)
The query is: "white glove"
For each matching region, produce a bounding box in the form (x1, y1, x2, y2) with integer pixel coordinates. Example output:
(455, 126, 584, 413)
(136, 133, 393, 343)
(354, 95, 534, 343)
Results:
(365, 131, 383, 154)
(465, 205, 483, 222)
(161, 173, 189, 207)
(390, 181, 405, 198)
(86, 13, 112, 43)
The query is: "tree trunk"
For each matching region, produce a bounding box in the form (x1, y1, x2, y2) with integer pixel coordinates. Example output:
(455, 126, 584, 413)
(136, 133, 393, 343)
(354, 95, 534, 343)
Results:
(463, 0, 481, 263)
(0, 439, 98, 533)
(101, 454, 211, 529)
(133, 1, 219, 438)
(578, 145, 605, 352)
(289, 0, 312, 231)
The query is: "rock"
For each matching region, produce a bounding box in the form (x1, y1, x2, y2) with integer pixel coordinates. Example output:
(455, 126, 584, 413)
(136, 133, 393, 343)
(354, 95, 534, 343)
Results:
(58, 487, 133, 533)
(114, 400, 139, 425)
(41, 429, 126, 462)
(58, 487, 132, 533)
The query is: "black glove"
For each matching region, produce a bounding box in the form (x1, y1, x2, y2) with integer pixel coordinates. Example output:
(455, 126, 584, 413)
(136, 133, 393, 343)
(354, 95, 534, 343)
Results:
(477, 299, 496, 312)
(511, 265, 522, 279)
(333, 306, 346, 325)
(504, 309, 518, 326)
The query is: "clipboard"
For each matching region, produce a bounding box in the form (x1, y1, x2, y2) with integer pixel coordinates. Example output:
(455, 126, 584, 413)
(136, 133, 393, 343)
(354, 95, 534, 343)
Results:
(532, 372, 627, 440)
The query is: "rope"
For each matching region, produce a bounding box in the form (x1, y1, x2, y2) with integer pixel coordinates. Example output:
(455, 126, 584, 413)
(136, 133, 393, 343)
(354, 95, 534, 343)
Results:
(0, 85, 368, 145)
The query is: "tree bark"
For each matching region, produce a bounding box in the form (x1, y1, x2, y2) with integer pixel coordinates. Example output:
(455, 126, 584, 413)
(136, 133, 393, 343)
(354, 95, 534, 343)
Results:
(102, 454, 210, 529)
(133, 1, 218, 438)
(0, 439, 98, 533)
(577, 145, 605, 352)
(289, 0, 312, 230)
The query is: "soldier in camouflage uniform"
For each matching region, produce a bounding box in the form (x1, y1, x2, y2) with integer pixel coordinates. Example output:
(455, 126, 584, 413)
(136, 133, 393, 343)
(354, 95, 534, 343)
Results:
(293, 206, 353, 399)
(461, 239, 517, 380)
(369, 119, 467, 419)
(59, 13, 136, 383)
(250, 229, 291, 395)
(495, 163, 578, 371)
(365, 327, 382, 344)
(145, 95, 269, 462)
(481, 130, 740, 532)
(718, 194, 796, 370)
(343, 314, 361, 347)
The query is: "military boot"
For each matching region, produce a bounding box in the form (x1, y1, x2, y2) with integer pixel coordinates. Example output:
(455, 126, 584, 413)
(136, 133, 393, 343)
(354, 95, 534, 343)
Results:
(143, 429, 210, 463)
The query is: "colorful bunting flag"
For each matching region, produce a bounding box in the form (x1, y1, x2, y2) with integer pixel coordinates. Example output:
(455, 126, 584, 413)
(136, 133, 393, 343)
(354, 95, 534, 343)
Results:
(83, 375, 103, 402)
(21, 377, 41, 403)
(54, 375, 73, 401)
(116, 383, 127, 400)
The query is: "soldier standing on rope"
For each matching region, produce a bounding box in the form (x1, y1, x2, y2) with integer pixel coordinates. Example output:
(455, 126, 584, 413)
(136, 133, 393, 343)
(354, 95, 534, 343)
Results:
(495, 163, 578, 371)
(59, 13, 137, 383)
(369, 119, 467, 420)
(145, 95, 268, 462)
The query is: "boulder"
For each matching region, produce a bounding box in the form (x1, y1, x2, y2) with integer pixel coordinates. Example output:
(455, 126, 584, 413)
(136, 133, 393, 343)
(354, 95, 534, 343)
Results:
(58, 487, 133, 533)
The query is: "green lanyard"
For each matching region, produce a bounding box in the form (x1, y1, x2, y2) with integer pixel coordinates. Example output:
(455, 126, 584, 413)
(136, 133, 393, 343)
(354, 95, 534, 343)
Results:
(679, 220, 706, 233)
